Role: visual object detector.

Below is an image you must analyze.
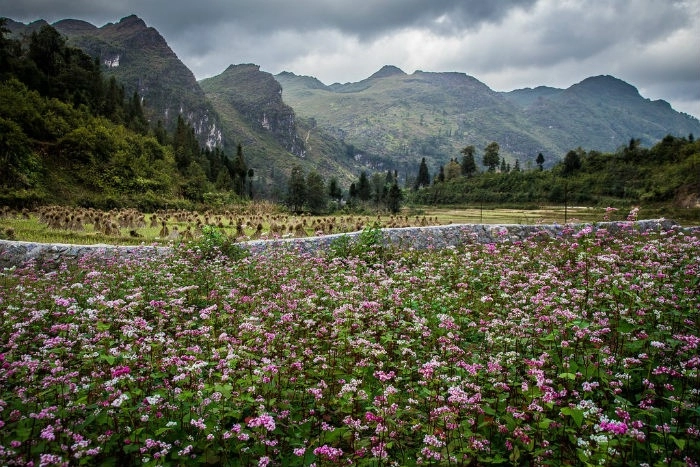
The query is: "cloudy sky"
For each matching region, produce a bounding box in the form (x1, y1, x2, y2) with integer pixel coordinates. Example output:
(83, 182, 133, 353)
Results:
(3, 0, 699, 118)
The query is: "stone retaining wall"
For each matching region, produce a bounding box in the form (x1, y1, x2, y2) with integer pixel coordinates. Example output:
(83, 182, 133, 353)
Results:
(0, 219, 685, 269)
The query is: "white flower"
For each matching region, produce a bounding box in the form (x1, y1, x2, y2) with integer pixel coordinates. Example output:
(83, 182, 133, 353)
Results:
(145, 395, 162, 405)
(111, 393, 129, 407)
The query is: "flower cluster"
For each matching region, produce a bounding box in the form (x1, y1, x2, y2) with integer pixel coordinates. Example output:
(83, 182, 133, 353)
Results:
(0, 222, 697, 465)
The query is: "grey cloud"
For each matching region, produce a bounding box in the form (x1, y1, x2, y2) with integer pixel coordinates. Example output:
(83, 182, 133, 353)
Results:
(1, 0, 698, 118)
(2, 0, 537, 38)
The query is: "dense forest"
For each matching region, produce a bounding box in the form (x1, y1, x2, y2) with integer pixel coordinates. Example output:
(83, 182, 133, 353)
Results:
(1, 20, 698, 217)
(0, 20, 247, 211)
(410, 138, 699, 208)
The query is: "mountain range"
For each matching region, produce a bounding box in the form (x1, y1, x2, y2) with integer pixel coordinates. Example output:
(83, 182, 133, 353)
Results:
(6, 15, 700, 183)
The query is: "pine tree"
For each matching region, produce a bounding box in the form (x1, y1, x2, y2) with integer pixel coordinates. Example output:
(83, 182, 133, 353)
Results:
(153, 120, 168, 145)
(414, 157, 431, 189)
(230, 144, 248, 196)
(358, 171, 371, 201)
(328, 177, 342, 201)
(437, 165, 445, 183)
(536, 152, 545, 171)
(371, 172, 387, 206)
(126, 91, 148, 135)
(386, 182, 403, 214)
(461, 146, 477, 177)
(0, 19, 13, 79)
(173, 115, 198, 174)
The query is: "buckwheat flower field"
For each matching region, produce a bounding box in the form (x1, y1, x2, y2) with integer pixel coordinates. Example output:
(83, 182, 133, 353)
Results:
(1, 223, 698, 466)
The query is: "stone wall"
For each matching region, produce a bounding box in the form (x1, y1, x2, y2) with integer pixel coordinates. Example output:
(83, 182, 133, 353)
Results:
(0, 219, 685, 269)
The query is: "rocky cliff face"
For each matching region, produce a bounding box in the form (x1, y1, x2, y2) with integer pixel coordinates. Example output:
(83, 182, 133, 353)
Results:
(200, 64, 305, 157)
(51, 15, 223, 149)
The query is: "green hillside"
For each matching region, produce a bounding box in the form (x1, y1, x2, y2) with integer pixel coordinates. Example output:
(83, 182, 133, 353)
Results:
(503, 75, 698, 153)
(200, 64, 375, 195)
(276, 67, 700, 177)
(7, 15, 223, 149)
(0, 20, 244, 210)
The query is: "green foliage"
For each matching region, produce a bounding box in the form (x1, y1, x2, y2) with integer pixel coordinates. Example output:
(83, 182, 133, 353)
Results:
(412, 135, 700, 209)
(305, 170, 327, 214)
(386, 182, 403, 214)
(0, 23, 246, 210)
(0, 226, 697, 465)
(460, 145, 477, 177)
(286, 165, 307, 213)
(200, 64, 359, 198)
(414, 158, 431, 189)
(483, 141, 500, 172)
(328, 223, 387, 262)
(187, 225, 249, 261)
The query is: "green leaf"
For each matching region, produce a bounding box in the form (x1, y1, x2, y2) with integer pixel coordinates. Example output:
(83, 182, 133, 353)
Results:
(538, 418, 553, 429)
(561, 407, 584, 427)
(154, 427, 172, 436)
(670, 435, 686, 450)
(509, 445, 520, 463)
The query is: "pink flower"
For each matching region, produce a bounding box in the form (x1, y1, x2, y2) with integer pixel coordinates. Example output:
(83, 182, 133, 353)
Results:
(40, 425, 55, 441)
(190, 418, 206, 430)
(599, 420, 628, 435)
(313, 444, 343, 461)
(110, 365, 131, 378)
(247, 414, 276, 431)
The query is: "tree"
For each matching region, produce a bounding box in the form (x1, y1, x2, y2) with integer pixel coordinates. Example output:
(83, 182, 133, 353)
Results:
(286, 165, 306, 212)
(460, 146, 477, 177)
(513, 159, 521, 172)
(126, 91, 148, 135)
(536, 152, 545, 171)
(0, 117, 32, 188)
(0, 19, 13, 79)
(357, 171, 371, 201)
(306, 170, 327, 214)
(386, 182, 403, 214)
(328, 177, 342, 202)
(230, 144, 248, 197)
(500, 157, 507, 173)
(173, 115, 199, 174)
(436, 165, 445, 183)
(153, 120, 168, 145)
(414, 157, 430, 189)
(181, 161, 209, 202)
(483, 142, 500, 172)
(445, 158, 461, 181)
(247, 168, 255, 198)
(103, 77, 125, 123)
(371, 172, 387, 206)
(214, 168, 233, 191)
(28, 25, 66, 90)
(385, 170, 394, 185)
(563, 149, 582, 176)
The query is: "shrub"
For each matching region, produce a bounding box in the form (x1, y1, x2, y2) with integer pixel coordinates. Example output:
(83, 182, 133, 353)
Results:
(328, 223, 387, 262)
(188, 225, 249, 261)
